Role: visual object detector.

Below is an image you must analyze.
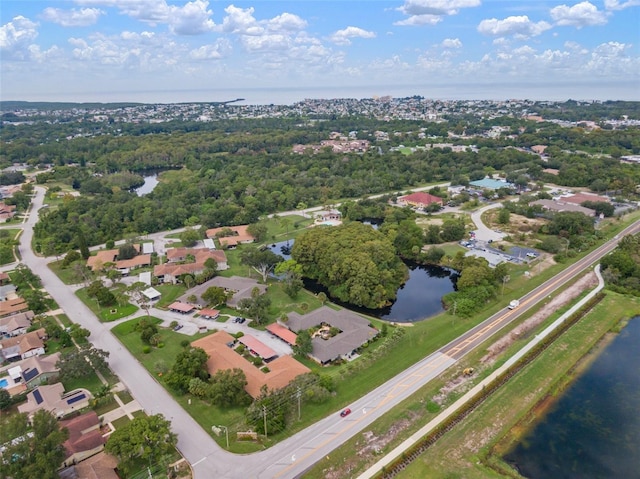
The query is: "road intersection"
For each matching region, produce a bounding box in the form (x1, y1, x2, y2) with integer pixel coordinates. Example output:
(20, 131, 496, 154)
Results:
(6, 186, 639, 478)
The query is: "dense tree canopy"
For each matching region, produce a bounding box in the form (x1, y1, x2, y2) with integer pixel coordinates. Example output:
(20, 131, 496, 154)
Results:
(0, 410, 69, 479)
(292, 222, 408, 309)
(601, 233, 640, 295)
(105, 414, 176, 476)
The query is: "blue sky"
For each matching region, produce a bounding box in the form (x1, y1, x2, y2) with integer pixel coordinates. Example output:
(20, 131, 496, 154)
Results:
(1, 1, 639, 103)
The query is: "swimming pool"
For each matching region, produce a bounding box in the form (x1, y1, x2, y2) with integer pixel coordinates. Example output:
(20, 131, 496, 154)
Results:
(0, 378, 8, 388)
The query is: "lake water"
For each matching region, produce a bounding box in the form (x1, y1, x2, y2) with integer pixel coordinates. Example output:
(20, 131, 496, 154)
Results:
(134, 173, 159, 196)
(267, 240, 456, 322)
(504, 316, 640, 478)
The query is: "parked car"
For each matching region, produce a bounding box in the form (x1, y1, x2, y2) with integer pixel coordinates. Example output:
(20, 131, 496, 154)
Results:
(173, 324, 183, 331)
(340, 408, 351, 417)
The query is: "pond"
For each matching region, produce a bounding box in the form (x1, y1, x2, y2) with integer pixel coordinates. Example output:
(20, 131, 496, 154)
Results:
(134, 173, 159, 196)
(267, 240, 457, 322)
(504, 316, 640, 478)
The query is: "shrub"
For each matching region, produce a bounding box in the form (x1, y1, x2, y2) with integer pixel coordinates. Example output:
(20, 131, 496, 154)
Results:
(142, 346, 151, 354)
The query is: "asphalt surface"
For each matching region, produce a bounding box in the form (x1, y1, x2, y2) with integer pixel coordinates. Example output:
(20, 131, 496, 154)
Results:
(8, 187, 640, 479)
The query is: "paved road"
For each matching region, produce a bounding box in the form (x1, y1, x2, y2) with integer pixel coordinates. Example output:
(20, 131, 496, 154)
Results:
(469, 203, 506, 242)
(12, 187, 640, 479)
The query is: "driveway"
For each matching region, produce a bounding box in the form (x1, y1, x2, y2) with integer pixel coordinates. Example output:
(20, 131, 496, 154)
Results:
(469, 203, 507, 242)
(112, 306, 293, 358)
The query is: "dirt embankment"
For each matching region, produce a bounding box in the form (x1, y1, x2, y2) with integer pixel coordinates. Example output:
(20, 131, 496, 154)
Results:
(482, 270, 598, 365)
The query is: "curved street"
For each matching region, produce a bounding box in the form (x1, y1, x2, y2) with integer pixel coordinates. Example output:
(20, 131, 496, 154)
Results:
(7, 186, 640, 478)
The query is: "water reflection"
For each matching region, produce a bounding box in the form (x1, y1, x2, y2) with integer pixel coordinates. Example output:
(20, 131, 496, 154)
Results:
(267, 240, 456, 322)
(505, 317, 640, 478)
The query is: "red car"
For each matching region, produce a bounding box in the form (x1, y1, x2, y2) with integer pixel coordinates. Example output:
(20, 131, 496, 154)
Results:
(340, 408, 351, 417)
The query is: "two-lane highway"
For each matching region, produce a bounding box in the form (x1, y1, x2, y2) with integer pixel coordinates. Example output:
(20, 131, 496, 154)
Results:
(15, 187, 640, 478)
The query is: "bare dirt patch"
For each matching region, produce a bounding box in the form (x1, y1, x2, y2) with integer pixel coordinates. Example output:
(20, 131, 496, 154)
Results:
(481, 269, 599, 365)
(416, 217, 444, 227)
(485, 211, 546, 236)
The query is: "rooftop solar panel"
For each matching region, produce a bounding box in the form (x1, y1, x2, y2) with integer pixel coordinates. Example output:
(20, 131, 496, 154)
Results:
(67, 393, 86, 405)
(23, 368, 39, 382)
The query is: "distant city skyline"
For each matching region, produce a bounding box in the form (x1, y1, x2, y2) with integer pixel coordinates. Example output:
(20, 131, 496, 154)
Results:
(2, 1, 639, 104)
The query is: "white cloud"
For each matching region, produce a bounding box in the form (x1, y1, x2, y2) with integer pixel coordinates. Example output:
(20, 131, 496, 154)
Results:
(394, 15, 442, 26)
(75, 0, 215, 34)
(0, 16, 39, 59)
(478, 16, 552, 38)
(267, 12, 307, 32)
(168, 0, 215, 35)
(395, 0, 480, 26)
(441, 38, 462, 48)
(220, 5, 262, 35)
(550, 1, 608, 27)
(189, 40, 230, 60)
(330, 26, 376, 45)
(604, 0, 640, 10)
(241, 34, 290, 52)
(398, 0, 481, 16)
(41, 7, 104, 27)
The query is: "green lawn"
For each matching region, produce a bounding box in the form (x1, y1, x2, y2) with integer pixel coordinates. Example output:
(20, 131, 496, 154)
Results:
(75, 287, 138, 321)
(93, 395, 119, 415)
(47, 259, 85, 285)
(62, 370, 105, 396)
(154, 284, 186, 308)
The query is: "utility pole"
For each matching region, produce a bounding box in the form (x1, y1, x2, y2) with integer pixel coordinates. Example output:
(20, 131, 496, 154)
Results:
(263, 405, 268, 438)
(297, 387, 301, 420)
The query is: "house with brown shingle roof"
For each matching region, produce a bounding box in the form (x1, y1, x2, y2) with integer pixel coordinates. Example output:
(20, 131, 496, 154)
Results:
(154, 248, 228, 284)
(192, 331, 310, 398)
(205, 225, 255, 247)
(60, 411, 106, 467)
(18, 383, 92, 418)
(15, 352, 60, 388)
(86, 246, 150, 273)
(0, 310, 34, 337)
(0, 327, 47, 361)
(0, 202, 17, 222)
(561, 192, 611, 205)
(0, 297, 28, 318)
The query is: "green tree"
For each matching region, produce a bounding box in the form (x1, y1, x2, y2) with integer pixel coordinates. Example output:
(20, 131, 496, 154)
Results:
(201, 286, 227, 306)
(56, 346, 110, 381)
(440, 218, 466, 242)
(179, 229, 200, 247)
(292, 222, 407, 309)
(0, 388, 11, 411)
(293, 329, 313, 357)
(274, 259, 304, 299)
(165, 347, 209, 394)
(209, 368, 250, 407)
(237, 287, 271, 324)
(0, 410, 69, 479)
(117, 243, 137, 260)
(247, 222, 269, 242)
(498, 207, 511, 225)
(105, 414, 176, 477)
(240, 246, 282, 282)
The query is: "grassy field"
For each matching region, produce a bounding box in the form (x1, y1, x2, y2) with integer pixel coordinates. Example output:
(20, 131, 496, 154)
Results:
(75, 287, 138, 321)
(302, 292, 640, 479)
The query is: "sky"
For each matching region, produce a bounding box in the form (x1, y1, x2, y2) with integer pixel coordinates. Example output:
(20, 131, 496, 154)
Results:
(1, 0, 639, 104)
